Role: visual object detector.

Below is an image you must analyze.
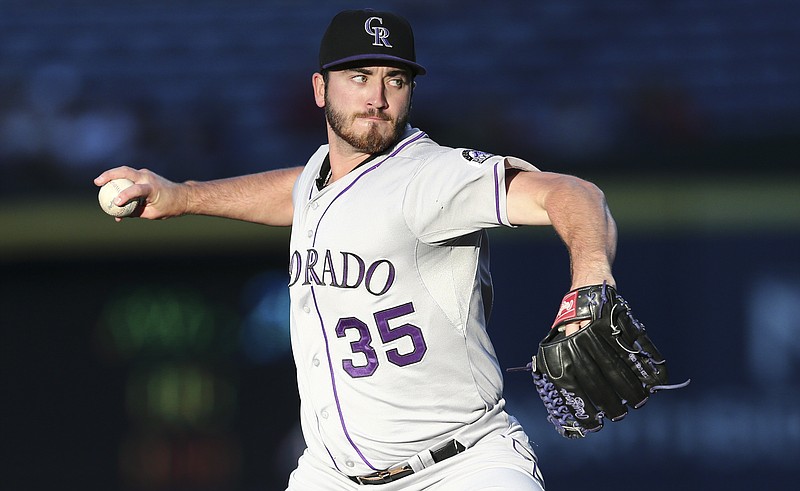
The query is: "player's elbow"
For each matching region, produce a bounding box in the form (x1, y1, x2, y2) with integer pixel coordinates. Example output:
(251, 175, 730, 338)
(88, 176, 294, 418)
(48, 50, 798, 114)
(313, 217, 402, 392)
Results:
(506, 172, 610, 226)
(543, 174, 607, 208)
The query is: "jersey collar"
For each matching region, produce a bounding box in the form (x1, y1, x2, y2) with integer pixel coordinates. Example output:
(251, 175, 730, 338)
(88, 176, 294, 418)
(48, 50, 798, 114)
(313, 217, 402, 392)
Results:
(315, 152, 384, 190)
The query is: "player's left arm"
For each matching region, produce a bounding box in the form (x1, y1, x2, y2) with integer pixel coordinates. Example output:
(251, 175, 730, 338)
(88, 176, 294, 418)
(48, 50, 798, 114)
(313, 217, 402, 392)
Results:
(505, 167, 617, 294)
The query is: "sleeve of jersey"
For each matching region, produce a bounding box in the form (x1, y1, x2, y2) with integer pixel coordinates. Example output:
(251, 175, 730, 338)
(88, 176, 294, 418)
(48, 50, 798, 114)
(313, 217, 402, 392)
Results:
(402, 149, 538, 244)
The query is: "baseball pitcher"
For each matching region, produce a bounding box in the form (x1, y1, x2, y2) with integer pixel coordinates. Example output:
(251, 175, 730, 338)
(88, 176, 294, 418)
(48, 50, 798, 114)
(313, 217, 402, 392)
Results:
(96, 9, 686, 490)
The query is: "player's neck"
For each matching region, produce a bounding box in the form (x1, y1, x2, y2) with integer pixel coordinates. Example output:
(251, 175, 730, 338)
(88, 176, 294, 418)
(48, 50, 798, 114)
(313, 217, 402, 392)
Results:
(326, 139, 374, 184)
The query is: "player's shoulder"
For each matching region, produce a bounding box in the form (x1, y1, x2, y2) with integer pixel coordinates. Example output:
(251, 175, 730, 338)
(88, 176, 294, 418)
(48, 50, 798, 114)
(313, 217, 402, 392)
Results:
(402, 130, 539, 174)
(396, 128, 486, 166)
(393, 128, 447, 161)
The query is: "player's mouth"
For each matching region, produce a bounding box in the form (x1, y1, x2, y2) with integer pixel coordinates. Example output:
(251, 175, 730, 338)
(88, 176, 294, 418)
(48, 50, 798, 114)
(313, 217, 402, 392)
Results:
(356, 111, 391, 122)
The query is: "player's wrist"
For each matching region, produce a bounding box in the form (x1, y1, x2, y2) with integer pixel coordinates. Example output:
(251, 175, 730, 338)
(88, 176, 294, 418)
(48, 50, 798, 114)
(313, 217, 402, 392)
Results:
(569, 273, 615, 291)
(179, 180, 203, 216)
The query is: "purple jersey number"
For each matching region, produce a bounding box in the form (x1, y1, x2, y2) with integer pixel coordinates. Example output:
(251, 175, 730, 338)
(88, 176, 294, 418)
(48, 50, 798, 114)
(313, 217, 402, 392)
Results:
(335, 317, 379, 378)
(335, 302, 427, 378)
(374, 303, 427, 367)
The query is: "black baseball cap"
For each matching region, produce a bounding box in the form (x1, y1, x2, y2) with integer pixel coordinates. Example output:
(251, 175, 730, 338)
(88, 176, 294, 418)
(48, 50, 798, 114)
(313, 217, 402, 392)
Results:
(319, 9, 426, 76)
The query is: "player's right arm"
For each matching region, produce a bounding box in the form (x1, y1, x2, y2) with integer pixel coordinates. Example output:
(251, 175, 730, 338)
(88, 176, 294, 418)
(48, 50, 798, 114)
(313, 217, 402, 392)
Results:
(94, 166, 303, 226)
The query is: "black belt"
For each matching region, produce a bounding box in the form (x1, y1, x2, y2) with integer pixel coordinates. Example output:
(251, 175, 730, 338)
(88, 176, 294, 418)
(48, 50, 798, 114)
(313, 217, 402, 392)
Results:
(349, 439, 466, 485)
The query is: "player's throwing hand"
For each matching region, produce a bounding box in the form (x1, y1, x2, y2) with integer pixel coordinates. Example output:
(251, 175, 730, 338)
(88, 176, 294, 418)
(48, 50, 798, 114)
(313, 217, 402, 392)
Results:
(95, 166, 188, 221)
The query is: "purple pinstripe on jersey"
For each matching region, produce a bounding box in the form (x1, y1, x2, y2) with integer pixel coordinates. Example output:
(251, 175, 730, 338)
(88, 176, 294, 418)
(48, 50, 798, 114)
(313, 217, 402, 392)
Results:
(311, 285, 379, 471)
(493, 161, 503, 225)
(307, 131, 427, 470)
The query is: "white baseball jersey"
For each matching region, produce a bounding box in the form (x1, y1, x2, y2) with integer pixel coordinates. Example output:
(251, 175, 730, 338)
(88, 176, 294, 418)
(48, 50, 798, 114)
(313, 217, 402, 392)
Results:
(288, 126, 538, 477)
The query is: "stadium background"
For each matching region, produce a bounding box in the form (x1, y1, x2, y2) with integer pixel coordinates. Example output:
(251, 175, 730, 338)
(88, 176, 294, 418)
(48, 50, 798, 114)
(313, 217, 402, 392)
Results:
(2, 1, 798, 489)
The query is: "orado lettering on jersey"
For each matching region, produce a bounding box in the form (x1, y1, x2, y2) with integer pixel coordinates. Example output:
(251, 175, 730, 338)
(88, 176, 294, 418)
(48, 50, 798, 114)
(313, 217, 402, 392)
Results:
(288, 249, 396, 296)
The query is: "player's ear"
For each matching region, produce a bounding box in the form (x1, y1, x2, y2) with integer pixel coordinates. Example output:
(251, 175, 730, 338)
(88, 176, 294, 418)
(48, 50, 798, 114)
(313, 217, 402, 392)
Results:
(312, 72, 326, 108)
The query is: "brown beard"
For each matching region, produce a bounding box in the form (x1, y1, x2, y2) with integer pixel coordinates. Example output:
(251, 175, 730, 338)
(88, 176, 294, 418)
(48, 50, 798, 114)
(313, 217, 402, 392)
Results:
(325, 94, 409, 154)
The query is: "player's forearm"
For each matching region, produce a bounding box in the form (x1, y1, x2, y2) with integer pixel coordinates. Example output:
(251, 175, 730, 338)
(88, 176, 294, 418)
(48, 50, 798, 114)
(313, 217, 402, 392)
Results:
(544, 177, 617, 289)
(183, 167, 302, 226)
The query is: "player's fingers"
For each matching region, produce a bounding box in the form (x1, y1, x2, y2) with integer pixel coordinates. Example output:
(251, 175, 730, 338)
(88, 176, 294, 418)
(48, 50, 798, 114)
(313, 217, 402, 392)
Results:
(94, 165, 141, 186)
(113, 183, 154, 215)
(563, 319, 589, 336)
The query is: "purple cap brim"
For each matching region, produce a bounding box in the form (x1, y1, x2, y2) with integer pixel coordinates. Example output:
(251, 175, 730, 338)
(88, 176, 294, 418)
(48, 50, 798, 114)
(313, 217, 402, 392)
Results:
(321, 54, 426, 75)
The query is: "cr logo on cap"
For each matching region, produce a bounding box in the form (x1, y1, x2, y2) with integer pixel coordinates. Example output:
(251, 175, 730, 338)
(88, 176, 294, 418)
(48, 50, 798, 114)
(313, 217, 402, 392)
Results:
(365, 16, 392, 48)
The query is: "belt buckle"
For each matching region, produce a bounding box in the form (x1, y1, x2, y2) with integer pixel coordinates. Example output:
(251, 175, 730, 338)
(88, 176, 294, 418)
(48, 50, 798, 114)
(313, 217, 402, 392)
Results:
(368, 468, 393, 484)
(354, 464, 413, 485)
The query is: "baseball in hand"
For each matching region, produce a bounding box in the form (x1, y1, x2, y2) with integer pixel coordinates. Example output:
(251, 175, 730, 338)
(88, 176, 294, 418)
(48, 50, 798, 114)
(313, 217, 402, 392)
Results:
(98, 178, 140, 217)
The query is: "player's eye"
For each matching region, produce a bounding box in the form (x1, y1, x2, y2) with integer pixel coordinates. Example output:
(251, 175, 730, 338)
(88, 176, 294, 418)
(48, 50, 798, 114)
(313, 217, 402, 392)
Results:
(352, 75, 368, 83)
(388, 78, 406, 88)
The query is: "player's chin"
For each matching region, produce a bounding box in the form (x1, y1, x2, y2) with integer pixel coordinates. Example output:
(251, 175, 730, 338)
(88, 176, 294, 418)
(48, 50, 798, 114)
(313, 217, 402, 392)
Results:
(353, 128, 397, 153)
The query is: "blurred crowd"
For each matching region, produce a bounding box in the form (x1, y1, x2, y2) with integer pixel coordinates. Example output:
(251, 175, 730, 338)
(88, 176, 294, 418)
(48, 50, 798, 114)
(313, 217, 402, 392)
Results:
(1, 0, 797, 198)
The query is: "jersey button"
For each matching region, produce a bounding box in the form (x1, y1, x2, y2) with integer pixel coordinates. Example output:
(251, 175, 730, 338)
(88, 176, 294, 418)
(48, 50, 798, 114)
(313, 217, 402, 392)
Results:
(307, 230, 313, 238)
(345, 460, 355, 468)
(303, 305, 311, 313)
(310, 201, 319, 210)
(312, 357, 320, 367)
(321, 409, 329, 419)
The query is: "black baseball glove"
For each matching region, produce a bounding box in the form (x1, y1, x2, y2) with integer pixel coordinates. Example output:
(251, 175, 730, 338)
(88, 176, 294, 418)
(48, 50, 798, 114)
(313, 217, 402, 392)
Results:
(510, 282, 689, 439)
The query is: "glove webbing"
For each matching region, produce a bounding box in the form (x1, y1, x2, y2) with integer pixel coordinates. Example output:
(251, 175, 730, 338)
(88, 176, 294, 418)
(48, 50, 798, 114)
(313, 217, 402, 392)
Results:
(531, 369, 603, 439)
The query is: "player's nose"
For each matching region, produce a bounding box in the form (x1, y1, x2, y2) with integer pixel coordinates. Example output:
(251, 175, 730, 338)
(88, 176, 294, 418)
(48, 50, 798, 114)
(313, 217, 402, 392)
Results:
(365, 81, 388, 109)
